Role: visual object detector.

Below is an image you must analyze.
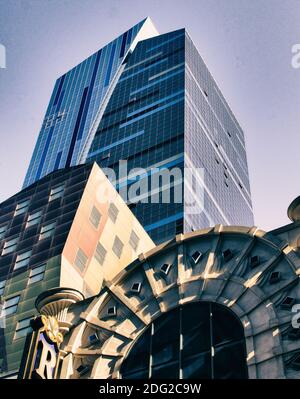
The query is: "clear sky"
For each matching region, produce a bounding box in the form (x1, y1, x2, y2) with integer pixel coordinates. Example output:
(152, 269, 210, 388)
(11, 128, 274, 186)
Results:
(0, 0, 299, 231)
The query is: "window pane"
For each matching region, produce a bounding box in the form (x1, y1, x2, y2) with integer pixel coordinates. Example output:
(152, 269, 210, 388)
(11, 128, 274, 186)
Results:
(212, 303, 243, 346)
(182, 302, 210, 357)
(16, 250, 31, 261)
(14, 326, 32, 340)
(94, 242, 107, 265)
(182, 352, 211, 379)
(41, 222, 56, 233)
(1, 296, 20, 317)
(1, 305, 18, 317)
(2, 243, 17, 255)
(39, 223, 56, 240)
(0, 224, 7, 239)
(5, 237, 18, 246)
(152, 308, 180, 366)
(15, 208, 27, 216)
(40, 231, 52, 240)
(214, 341, 247, 379)
(27, 210, 42, 228)
(14, 258, 30, 270)
(15, 251, 32, 270)
(108, 203, 119, 223)
(30, 264, 46, 277)
(15, 199, 30, 215)
(4, 295, 20, 307)
(16, 317, 32, 330)
(112, 236, 124, 258)
(122, 327, 151, 377)
(129, 230, 140, 251)
(27, 217, 41, 228)
(90, 206, 101, 229)
(28, 210, 42, 221)
(16, 200, 30, 210)
(28, 273, 44, 285)
(152, 361, 180, 379)
(50, 192, 62, 201)
(14, 317, 33, 340)
(51, 184, 64, 194)
(49, 184, 64, 201)
(75, 249, 88, 272)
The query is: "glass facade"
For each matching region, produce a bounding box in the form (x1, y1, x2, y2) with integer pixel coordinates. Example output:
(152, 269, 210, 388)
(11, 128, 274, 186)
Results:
(121, 302, 248, 379)
(23, 18, 158, 188)
(86, 29, 254, 243)
(87, 30, 185, 243)
(23, 21, 253, 245)
(184, 33, 253, 229)
(0, 164, 95, 373)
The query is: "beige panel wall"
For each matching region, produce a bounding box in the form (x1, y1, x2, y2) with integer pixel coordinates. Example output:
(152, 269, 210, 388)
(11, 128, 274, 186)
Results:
(61, 163, 154, 297)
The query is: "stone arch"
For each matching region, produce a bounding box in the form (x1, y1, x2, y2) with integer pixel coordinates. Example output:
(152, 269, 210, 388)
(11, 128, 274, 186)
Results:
(61, 226, 300, 379)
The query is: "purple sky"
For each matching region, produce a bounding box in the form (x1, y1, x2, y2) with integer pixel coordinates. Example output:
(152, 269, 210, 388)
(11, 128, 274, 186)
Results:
(0, 0, 299, 232)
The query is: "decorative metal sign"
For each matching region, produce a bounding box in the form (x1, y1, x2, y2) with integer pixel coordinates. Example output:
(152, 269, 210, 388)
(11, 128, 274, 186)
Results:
(18, 315, 63, 379)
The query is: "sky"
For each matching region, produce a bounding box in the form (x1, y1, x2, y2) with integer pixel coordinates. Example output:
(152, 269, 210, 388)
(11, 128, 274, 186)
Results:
(0, 0, 299, 232)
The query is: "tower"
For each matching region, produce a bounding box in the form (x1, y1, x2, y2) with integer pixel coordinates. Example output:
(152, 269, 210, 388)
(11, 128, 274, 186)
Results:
(85, 28, 254, 242)
(23, 19, 253, 243)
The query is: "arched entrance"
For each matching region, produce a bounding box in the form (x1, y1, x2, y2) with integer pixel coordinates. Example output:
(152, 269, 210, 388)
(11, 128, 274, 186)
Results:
(121, 302, 248, 379)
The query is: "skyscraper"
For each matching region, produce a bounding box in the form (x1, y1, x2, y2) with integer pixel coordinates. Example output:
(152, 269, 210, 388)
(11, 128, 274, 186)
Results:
(85, 28, 254, 242)
(1, 17, 258, 381)
(23, 18, 254, 244)
(23, 18, 159, 188)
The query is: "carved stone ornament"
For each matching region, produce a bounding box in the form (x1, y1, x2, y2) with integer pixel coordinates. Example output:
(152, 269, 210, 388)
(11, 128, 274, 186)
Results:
(41, 315, 63, 345)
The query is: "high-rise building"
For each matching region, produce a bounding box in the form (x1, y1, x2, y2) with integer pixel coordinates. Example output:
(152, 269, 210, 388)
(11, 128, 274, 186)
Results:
(86, 28, 254, 242)
(0, 162, 154, 378)
(23, 18, 159, 188)
(23, 18, 254, 244)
